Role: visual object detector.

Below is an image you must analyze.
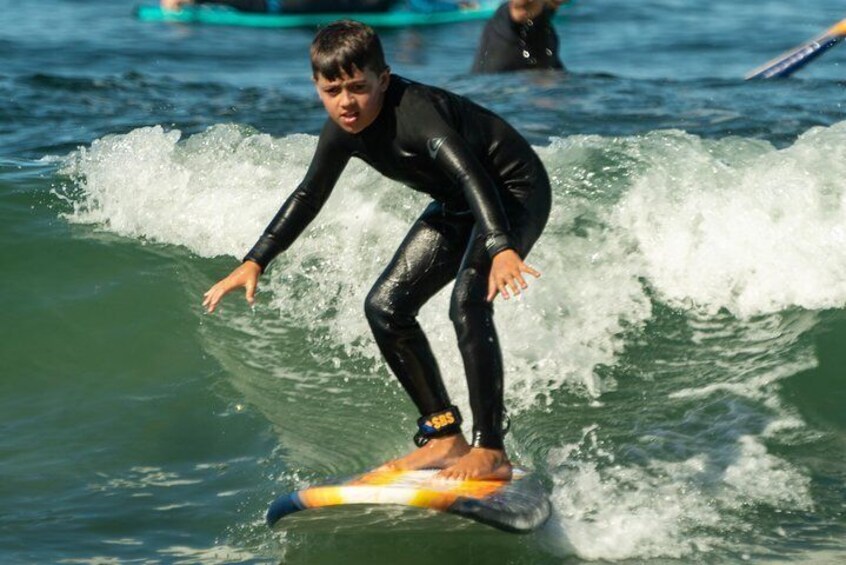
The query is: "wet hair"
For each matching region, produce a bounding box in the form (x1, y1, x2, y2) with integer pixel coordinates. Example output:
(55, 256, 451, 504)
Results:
(310, 20, 388, 80)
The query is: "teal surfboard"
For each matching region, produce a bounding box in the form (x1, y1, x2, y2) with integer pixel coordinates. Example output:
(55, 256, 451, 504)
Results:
(135, 3, 499, 29)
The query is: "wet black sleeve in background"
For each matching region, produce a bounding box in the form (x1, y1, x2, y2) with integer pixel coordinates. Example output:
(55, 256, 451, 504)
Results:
(244, 121, 351, 271)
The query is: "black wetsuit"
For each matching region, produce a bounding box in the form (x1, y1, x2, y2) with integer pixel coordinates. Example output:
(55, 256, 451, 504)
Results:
(245, 75, 551, 450)
(194, 0, 396, 13)
(472, 3, 564, 73)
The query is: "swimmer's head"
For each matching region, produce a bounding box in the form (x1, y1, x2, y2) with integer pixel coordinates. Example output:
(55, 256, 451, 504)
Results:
(509, 0, 549, 24)
(310, 20, 389, 81)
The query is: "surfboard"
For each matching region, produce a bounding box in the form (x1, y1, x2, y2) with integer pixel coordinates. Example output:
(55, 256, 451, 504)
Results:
(135, 3, 499, 29)
(266, 466, 550, 533)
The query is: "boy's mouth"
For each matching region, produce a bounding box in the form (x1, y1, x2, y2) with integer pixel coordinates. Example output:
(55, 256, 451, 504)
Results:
(340, 111, 359, 125)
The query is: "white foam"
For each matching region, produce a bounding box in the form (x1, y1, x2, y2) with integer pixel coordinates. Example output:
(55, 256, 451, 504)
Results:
(541, 426, 717, 559)
(59, 124, 653, 406)
(60, 124, 317, 259)
(610, 122, 846, 317)
(542, 423, 813, 560)
(722, 435, 813, 510)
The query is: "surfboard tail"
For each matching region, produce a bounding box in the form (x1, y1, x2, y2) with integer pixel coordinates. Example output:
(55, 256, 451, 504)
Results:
(746, 18, 846, 79)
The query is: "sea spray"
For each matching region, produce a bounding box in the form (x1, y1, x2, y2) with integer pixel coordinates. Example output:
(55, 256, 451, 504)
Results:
(612, 123, 846, 317)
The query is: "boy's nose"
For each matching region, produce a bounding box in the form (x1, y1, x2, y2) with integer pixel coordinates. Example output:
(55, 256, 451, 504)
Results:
(341, 89, 356, 106)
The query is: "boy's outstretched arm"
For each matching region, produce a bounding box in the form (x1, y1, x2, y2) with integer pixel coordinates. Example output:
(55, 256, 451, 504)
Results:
(202, 260, 262, 313)
(201, 119, 350, 314)
(487, 249, 541, 302)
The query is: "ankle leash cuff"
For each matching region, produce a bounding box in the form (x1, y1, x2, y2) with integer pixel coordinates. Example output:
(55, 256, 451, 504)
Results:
(413, 405, 463, 447)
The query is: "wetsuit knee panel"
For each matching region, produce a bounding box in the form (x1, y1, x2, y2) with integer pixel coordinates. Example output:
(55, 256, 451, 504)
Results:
(363, 288, 393, 328)
(365, 286, 425, 335)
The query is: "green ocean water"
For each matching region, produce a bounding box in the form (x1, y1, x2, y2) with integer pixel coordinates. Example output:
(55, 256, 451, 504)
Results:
(3, 0, 846, 563)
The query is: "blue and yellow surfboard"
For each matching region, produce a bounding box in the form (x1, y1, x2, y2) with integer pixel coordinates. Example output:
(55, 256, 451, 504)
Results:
(267, 466, 550, 533)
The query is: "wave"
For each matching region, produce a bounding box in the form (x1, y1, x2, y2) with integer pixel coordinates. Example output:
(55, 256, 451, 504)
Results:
(56, 122, 846, 560)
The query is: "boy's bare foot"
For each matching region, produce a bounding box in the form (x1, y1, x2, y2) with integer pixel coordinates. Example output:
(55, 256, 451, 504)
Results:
(379, 434, 471, 472)
(438, 447, 513, 481)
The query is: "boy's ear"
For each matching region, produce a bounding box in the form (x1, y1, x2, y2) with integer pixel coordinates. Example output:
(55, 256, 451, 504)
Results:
(379, 66, 391, 90)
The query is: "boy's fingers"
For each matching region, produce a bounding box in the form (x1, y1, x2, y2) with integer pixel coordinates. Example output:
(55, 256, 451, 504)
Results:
(521, 264, 541, 278)
(202, 288, 217, 308)
(487, 274, 498, 302)
(508, 278, 520, 295)
(516, 273, 528, 289)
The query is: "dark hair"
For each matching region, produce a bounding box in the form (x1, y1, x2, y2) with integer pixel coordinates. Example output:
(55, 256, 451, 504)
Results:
(310, 20, 388, 80)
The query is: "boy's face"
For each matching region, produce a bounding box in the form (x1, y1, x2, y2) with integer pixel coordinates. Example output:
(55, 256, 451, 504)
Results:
(314, 66, 390, 134)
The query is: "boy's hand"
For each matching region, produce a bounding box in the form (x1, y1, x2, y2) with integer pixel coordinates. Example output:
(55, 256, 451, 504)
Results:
(486, 249, 541, 302)
(202, 260, 262, 313)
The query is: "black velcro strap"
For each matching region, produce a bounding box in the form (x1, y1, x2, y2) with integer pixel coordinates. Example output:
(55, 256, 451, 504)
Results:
(413, 406, 463, 447)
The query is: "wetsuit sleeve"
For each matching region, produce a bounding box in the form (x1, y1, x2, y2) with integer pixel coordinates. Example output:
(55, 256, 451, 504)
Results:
(424, 129, 514, 258)
(243, 121, 351, 271)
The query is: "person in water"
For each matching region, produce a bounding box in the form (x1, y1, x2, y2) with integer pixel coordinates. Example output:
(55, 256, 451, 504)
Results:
(472, 0, 569, 73)
(161, 0, 397, 14)
(203, 20, 551, 480)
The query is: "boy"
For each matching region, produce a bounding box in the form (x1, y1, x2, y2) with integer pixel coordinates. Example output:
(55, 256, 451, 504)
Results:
(203, 20, 551, 480)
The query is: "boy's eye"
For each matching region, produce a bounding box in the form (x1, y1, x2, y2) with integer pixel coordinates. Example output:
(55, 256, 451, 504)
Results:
(325, 87, 341, 96)
(351, 84, 368, 93)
